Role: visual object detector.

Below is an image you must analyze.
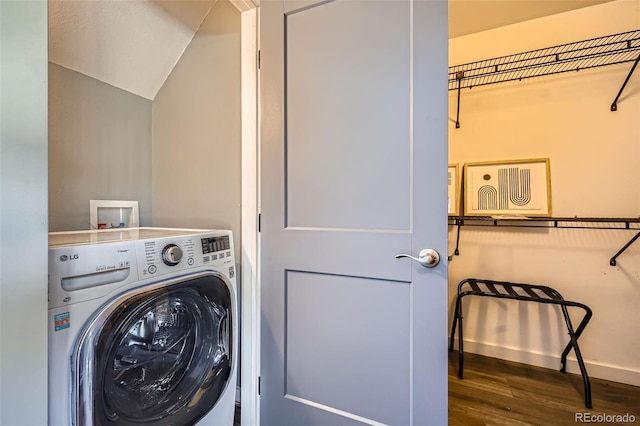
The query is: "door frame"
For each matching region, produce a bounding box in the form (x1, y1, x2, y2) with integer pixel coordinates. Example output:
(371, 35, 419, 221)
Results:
(235, 2, 261, 425)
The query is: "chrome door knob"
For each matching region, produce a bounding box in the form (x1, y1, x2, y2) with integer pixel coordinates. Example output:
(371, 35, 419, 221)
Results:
(395, 248, 440, 268)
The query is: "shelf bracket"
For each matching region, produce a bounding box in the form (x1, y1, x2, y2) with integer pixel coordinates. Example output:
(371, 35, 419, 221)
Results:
(611, 53, 640, 111)
(448, 219, 463, 261)
(455, 71, 464, 129)
(609, 231, 640, 266)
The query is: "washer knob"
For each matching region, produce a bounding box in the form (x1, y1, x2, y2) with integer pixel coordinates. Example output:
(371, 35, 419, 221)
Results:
(162, 244, 183, 266)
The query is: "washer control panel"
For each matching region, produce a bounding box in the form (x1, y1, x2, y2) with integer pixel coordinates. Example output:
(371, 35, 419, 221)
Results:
(48, 229, 235, 309)
(199, 234, 233, 266)
(135, 231, 234, 278)
(162, 244, 183, 266)
(138, 237, 194, 276)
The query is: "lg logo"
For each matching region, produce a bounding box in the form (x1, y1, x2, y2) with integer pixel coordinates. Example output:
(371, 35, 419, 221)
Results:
(59, 254, 79, 262)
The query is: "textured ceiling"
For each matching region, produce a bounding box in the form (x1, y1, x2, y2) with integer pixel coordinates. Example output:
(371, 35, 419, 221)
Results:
(48, 0, 614, 100)
(49, 0, 219, 100)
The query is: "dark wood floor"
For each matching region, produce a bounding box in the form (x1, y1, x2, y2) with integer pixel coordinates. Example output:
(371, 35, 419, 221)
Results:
(449, 351, 640, 426)
(235, 353, 639, 425)
(234, 404, 240, 426)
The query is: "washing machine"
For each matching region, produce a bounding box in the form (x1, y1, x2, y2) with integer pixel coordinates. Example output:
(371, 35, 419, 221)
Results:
(48, 227, 238, 426)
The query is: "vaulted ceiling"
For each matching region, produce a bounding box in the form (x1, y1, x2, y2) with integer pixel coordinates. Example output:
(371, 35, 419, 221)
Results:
(48, 0, 256, 100)
(47, 0, 614, 100)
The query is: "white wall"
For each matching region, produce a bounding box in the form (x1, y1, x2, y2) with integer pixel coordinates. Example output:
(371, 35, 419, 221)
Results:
(449, 0, 640, 386)
(152, 0, 241, 254)
(0, 0, 49, 423)
(49, 63, 153, 231)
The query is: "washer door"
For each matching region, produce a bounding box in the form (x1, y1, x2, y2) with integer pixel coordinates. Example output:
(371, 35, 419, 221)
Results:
(74, 273, 233, 425)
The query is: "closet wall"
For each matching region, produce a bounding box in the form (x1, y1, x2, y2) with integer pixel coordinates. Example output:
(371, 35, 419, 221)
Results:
(49, 64, 152, 231)
(448, 0, 640, 386)
(151, 0, 241, 257)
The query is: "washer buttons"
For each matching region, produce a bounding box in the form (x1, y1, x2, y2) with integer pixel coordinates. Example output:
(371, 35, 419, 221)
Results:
(148, 265, 157, 274)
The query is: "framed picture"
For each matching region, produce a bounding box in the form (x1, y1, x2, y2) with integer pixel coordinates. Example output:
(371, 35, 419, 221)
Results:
(463, 158, 551, 217)
(448, 164, 460, 215)
(90, 200, 139, 229)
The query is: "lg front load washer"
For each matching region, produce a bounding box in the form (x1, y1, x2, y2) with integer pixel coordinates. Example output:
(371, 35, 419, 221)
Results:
(48, 228, 238, 426)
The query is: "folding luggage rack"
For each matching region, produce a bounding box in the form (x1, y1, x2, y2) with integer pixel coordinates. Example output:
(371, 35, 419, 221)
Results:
(449, 277, 593, 408)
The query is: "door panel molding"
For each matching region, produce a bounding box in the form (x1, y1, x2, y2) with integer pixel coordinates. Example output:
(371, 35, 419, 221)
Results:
(284, 270, 410, 425)
(283, 395, 388, 426)
(284, 0, 412, 231)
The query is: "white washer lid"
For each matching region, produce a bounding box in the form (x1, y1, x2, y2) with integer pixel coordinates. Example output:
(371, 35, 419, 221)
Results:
(48, 227, 218, 248)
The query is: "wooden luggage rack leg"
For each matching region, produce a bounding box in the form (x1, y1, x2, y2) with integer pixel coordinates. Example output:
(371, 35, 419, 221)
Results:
(448, 278, 593, 409)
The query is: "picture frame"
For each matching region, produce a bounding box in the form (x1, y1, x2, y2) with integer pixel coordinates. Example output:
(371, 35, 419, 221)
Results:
(463, 158, 552, 217)
(448, 164, 460, 216)
(90, 200, 140, 229)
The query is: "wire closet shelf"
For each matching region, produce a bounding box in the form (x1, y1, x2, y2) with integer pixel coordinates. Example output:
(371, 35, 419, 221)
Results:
(448, 29, 640, 91)
(447, 216, 640, 267)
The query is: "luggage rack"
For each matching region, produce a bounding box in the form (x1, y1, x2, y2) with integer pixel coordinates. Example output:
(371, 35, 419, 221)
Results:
(449, 29, 640, 128)
(449, 277, 593, 408)
(448, 216, 640, 266)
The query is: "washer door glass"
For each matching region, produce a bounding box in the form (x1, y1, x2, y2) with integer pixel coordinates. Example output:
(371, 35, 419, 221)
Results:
(81, 274, 232, 425)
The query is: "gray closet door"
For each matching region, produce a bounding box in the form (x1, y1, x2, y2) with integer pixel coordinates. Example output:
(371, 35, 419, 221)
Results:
(260, 0, 449, 424)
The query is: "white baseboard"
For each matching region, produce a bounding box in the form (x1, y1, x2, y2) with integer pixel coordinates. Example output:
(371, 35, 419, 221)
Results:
(452, 338, 640, 387)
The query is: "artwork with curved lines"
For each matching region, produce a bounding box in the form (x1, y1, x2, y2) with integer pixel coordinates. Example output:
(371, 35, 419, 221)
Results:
(477, 185, 498, 210)
(463, 159, 551, 217)
(508, 167, 531, 206)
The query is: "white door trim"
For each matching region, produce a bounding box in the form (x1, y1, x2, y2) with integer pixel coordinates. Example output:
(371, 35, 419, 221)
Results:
(240, 6, 260, 426)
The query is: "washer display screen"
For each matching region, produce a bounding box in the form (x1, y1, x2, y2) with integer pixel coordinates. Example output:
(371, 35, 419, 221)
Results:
(201, 236, 230, 254)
